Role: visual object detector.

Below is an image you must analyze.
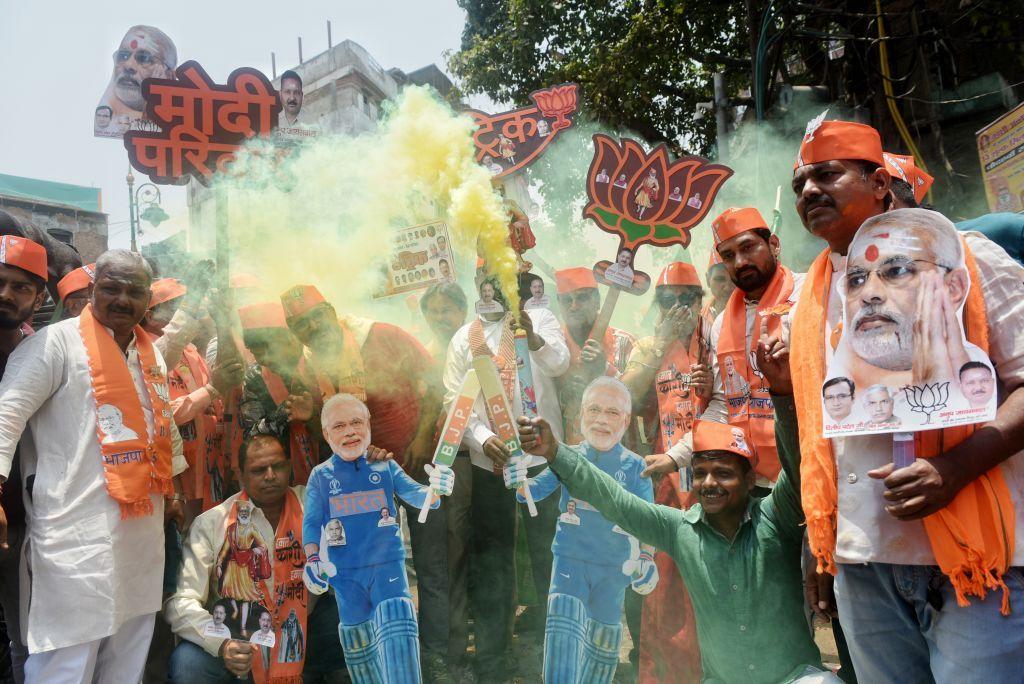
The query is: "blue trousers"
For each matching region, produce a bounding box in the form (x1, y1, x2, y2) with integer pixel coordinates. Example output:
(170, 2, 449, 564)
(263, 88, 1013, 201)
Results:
(332, 559, 411, 625)
(549, 555, 629, 624)
(835, 562, 1024, 683)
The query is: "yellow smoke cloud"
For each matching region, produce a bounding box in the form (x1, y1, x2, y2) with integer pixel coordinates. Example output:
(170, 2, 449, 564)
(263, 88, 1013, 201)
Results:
(213, 86, 518, 319)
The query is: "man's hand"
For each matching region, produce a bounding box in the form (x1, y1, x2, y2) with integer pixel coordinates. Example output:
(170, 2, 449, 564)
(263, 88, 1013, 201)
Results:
(206, 288, 235, 329)
(641, 453, 677, 478)
(482, 436, 512, 466)
(804, 565, 837, 619)
(0, 500, 8, 551)
(689, 363, 712, 401)
(283, 391, 314, 423)
(756, 317, 792, 395)
(211, 359, 245, 396)
(366, 445, 395, 463)
(868, 455, 964, 520)
(912, 272, 968, 387)
(219, 638, 254, 677)
(516, 311, 545, 351)
(517, 416, 558, 463)
(580, 339, 607, 377)
(164, 497, 185, 530)
(655, 304, 692, 345)
(403, 433, 435, 480)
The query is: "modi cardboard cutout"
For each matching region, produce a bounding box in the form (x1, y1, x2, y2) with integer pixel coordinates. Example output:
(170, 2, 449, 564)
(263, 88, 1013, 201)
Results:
(822, 209, 997, 437)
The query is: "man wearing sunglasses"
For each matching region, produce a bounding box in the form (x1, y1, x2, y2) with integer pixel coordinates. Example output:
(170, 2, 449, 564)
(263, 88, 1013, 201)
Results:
(95, 25, 178, 137)
(786, 116, 1024, 683)
(706, 207, 804, 491)
(552, 267, 636, 445)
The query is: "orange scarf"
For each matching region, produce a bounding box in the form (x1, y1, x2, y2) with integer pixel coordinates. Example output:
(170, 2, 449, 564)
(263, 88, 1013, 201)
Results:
(792, 243, 1015, 613)
(315, 321, 366, 401)
(79, 305, 173, 518)
(262, 360, 319, 486)
(227, 491, 308, 684)
(716, 265, 795, 482)
(654, 334, 707, 454)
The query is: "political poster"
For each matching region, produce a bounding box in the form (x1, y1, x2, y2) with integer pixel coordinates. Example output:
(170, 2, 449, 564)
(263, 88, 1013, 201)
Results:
(375, 220, 455, 298)
(822, 210, 997, 437)
(95, 25, 179, 139)
(977, 101, 1024, 214)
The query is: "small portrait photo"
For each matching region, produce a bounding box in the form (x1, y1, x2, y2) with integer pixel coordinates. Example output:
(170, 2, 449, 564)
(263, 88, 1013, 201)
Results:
(559, 499, 581, 526)
(475, 279, 505, 315)
(97, 404, 139, 444)
(325, 518, 347, 547)
(378, 507, 398, 527)
(249, 608, 277, 647)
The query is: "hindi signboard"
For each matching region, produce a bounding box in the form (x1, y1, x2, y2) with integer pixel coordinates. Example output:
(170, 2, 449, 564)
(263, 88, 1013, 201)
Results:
(977, 101, 1024, 213)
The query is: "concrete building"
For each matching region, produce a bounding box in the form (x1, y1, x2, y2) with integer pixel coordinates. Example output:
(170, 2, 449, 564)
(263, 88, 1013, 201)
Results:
(186, 39, 453, 255)
(0, 173, 108, 261)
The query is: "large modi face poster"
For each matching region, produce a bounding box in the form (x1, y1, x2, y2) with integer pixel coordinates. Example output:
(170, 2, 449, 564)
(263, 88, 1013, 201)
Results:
(95, 25, 179, 138)
(822, 209, 997, 437)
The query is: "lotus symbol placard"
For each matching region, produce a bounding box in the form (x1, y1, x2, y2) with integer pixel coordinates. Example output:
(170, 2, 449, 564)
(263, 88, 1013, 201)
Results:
(584, 134, 733, 250)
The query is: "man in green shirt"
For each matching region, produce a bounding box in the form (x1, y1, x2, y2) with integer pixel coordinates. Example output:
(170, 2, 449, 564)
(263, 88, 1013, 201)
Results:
(514, 336, 837, 683)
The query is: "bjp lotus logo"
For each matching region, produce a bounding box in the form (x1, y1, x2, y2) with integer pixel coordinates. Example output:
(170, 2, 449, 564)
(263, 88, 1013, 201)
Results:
(531, 84, 578, 132)
(584, 134, 732, 249)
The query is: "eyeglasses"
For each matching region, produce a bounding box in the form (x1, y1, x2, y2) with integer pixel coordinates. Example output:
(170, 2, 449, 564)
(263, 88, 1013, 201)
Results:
(841, 256, 950, 296)
(824, 392, 851, 402)
(114, 49, 159, 66)
(656, 292, 702, 309)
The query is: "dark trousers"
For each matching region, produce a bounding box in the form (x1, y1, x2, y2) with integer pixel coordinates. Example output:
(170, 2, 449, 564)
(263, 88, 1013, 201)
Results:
(518, 464, 559, 612)
(401, 493, 450, 657)
(0, 522, 26, 684)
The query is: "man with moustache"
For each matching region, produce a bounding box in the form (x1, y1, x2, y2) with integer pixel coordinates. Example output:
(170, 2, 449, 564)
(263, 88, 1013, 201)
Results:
(276, 70, 320, 139)
(959, 362, 996, 410)
(0, 236, 48, 682)
(553, 267, 636, 445)
(861, 385, 900, 427)
(517, 377, 656, 684)
(707, 207, 803, 489)
(0, 249, 187, 683)
(514, 351, 836, 683)
(95, 25, 177, 136)
(787, 116, 1024, 681)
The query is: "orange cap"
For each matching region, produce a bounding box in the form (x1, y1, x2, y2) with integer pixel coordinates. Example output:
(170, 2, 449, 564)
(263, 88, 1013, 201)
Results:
(238, 301, 288, 330)
(230, 273, 261, 290)
(555, 267, 598, 294)
(692, 420, 753, 460)
(149, 278, 187, 308)
(883, 152, 934, 202)
(795, 113, 884, 169)
(56, 263, 95, 301)
(711, 207, 769, 246)
(280, 284, 326, 319)
(0, 235, 48, 281)
(656, 262, 700, 287)
(707, 250, 724, 272)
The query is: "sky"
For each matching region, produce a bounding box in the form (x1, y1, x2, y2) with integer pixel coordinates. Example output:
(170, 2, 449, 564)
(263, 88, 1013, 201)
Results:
(0, 0, 470, 249)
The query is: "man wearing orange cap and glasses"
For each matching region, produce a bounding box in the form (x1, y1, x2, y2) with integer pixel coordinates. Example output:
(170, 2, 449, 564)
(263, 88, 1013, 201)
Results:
(705, 206, 804, 492)
(620, 261, 725, 684)
(517, 377, 838, 684)
(553, 266, 637, 445)
(788, 113, 1024, 681)
(56, 263, 95, 319)
(142, 278, 244, 513)
(0, 235, 48, 682)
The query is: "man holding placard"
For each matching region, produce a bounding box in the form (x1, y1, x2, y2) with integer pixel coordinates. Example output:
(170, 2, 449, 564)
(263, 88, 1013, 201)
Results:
(787, 115, 1024, 681)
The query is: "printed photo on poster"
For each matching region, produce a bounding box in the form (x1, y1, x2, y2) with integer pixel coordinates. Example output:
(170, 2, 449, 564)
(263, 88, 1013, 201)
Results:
(274, 69, 321, 144)
(95, 25, 178, 139)
(475, 279, 505, 316)
(521, 273, 550, 310)
(822, 209, 997, 437)
(374, 220, 456, 299)
(977, 101, 1024, 214)
(593, 246, 652, 295)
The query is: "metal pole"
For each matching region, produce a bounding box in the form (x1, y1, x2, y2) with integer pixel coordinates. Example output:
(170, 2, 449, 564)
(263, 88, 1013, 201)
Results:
(271, 52, 277, 80)
(126, 171, 138, 252)
(298, 37, 303, 64)
(327, 20, 332, 49)
(713, 73, 729, 163)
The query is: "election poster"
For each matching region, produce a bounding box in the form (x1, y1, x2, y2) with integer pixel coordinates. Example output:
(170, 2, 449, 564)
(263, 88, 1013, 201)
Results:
(374, 220, 455, 298)
(977, 101, 1024, 214)
(822, 210, 997, 437)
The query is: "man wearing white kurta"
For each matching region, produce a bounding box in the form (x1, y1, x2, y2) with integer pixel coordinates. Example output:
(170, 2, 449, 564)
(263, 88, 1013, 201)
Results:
(0, 250, 186, 683)
(441, 280, 569, 681)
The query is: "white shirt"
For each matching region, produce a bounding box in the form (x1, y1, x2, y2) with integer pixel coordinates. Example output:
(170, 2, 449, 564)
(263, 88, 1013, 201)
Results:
(443, 308, 570, 469)
(164, 487, 309, 657)
(0, 318, 187, 653)
(790, 233, 1024, 565)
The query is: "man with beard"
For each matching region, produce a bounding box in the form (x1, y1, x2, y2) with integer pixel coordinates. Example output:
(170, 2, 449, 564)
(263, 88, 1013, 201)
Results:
(707, 207, 804, 489)
(515, 379, 837, 683)
(0, 236, 48, 682)
(787, 117, 1024, 682)
(552, 267, 636, 445)
(95, 25, 177, 136)
(0, 249, 188, 683)
(517, 377, 657, 684)
(55, 263, 94, 319)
